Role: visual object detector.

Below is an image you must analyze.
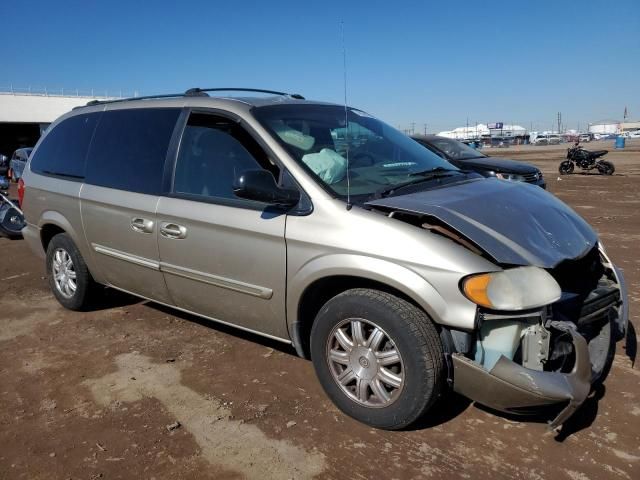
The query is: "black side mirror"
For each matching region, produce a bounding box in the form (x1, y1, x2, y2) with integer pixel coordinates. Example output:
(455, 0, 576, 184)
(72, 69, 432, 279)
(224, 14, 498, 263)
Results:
(234, 170, 300, 207)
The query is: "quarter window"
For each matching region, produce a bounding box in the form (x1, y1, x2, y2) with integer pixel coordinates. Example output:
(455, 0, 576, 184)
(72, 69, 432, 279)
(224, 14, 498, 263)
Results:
(173, 113, 277, 201)
(30, 113, 100, 179)
(85, 108, 180, 194)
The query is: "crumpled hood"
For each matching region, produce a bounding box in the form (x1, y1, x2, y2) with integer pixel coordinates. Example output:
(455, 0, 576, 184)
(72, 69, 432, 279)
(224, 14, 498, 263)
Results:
(366, 178, 597, 268)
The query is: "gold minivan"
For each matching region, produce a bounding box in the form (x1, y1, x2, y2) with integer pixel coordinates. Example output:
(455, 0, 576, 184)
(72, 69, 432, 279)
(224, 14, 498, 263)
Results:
(21, 89, 628, 430)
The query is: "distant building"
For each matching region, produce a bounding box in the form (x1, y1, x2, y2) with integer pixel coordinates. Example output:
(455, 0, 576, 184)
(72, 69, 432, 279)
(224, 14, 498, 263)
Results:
(588, 120, 620, 135)
(0, 89, 117, 156)
(437, 123, 528, 145)
(620, 121, 640, 133)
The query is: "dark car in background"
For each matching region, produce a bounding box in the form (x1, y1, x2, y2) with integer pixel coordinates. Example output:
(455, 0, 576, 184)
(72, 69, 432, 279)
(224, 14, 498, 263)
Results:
(412, 135, 546, 189)
(0, 154, 10, 177)
(8, 147, 33, 182)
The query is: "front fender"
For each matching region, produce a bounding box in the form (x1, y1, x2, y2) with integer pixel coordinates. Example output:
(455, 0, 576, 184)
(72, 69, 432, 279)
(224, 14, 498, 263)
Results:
(287, 253, 477, 341)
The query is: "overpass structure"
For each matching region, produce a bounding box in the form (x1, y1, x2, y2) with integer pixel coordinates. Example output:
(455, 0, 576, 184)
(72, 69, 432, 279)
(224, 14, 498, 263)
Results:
(0, 89, 118, 157)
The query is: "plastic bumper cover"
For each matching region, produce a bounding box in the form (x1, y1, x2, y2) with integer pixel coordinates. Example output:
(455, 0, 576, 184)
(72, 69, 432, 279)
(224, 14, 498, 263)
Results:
(452, 321, 591, 429)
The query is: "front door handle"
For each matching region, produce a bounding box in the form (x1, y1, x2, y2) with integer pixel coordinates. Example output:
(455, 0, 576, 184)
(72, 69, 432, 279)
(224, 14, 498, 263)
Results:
(160, 222, 187, 239)
(131, 217, 154, 234)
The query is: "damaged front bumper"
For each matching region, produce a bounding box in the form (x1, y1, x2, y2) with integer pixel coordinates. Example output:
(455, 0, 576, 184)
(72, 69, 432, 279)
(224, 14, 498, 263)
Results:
(452, 322, 591, 429)
(451, 264, 628, 430)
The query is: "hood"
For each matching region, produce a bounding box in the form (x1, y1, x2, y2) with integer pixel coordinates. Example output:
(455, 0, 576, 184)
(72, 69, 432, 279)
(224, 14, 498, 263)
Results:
(366, 178, 597, 268)
(454, 156, 538, 174)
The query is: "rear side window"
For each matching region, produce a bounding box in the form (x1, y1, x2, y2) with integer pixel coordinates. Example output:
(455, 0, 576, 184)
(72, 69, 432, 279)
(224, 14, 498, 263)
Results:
(85, 108, 180, 194)
(30, 113, 100, 179)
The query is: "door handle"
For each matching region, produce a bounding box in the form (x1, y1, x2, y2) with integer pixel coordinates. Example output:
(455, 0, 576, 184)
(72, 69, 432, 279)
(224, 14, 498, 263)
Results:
(131, 217, 154, 234)
(160, 222, 187, 239)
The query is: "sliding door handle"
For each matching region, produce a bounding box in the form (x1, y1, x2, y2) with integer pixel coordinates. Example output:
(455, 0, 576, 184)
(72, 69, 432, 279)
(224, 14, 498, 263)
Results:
(160, 222, 188, 239)
(131, 217, 154, 234)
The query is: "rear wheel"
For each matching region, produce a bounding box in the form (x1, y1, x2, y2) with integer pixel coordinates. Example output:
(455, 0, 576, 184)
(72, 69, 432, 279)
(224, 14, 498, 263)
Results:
(46, 233, 97, 310)
(559, 161, 574, 175)
(310, 288, 445, 430)
(597, 161, 614, 175)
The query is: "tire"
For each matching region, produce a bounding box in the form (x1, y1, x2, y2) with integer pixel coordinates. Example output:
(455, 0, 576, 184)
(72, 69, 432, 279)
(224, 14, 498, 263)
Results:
(597, 161, 614, 176)
(588, 316, 616, 389)
(46, 233, 96, 310)
(310, 288, 445, 430)
(559, 161, 574, 175)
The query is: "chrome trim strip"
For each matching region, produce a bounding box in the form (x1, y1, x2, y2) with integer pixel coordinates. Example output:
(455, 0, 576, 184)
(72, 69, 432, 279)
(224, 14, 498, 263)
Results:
(105, 284, 291, 344)
(160, 262, 273, 300)
(92, 243, 160, 270)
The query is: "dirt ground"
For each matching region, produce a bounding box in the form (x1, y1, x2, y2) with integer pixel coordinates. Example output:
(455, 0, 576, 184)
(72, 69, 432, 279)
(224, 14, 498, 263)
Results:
(1, 140, 638, 480)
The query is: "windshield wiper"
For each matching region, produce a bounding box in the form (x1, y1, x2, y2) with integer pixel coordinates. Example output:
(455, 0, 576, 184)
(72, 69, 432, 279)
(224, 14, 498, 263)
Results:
(408, 166, 459, 177)
(373, 168, 459, 198)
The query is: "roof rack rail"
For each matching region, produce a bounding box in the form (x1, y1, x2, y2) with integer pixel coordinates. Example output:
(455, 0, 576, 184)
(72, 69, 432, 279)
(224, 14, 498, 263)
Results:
(84, 93, 186, 107)
(80, 87, 305, 108)
(185, 87, 305, 100)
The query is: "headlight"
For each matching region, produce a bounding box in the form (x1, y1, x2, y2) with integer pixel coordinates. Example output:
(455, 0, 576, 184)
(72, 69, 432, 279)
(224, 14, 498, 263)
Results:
(461, 266, 561, 311)
(496, 172, 525, 182)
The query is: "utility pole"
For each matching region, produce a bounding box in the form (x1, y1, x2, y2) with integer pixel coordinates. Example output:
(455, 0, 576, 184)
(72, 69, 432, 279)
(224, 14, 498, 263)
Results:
(410, 122, 416, 135)
(557, 112, 562, 134)
(423, 123, 428, 136)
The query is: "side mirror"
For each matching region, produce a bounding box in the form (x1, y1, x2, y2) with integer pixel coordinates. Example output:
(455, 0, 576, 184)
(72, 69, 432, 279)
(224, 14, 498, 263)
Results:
(234, 170, 300, 207)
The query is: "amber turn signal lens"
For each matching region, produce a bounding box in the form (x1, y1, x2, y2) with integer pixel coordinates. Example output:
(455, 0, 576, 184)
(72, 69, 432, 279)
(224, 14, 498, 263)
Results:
(462, 273, 493, 308)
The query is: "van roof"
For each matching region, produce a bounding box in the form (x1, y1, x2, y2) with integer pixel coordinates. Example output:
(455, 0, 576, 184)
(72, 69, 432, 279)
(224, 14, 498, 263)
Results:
(74, 87, 338, 109)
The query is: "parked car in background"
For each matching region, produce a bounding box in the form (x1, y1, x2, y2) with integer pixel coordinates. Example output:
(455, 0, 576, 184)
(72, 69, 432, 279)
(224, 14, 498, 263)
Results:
(0, 154, 10, 177)
(412, 135, 546, 188)
(579, 134, 591, 142)
(534, 134, 562, 145)
(21, 89, 627, 431)
(8, 147, 33, 182)
(621, 131, 640, 139)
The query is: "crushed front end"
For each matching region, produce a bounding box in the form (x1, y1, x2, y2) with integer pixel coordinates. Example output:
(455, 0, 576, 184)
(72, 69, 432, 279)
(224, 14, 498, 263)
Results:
(451, 245, 628, 429)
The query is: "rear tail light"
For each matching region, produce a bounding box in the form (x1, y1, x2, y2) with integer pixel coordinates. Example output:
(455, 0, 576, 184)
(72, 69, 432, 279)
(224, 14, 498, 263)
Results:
(17, 178, 25, 208)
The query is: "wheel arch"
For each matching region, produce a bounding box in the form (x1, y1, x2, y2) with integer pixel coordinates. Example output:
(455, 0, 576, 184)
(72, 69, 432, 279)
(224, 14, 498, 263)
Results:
(38, 211, 79, 251)
(288, 255, 448, 359)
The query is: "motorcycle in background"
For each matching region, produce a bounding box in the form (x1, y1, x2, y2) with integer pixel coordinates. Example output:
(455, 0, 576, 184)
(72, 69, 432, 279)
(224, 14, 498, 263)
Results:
(559, 142, 615, 175)
(0, 176, 25, 239)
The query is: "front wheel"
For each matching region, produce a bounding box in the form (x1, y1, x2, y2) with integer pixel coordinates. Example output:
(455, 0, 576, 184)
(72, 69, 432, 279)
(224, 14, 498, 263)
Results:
(559, 160, 574, 175)
(597, 161, 614, 175)
(310, 289, 445, 430)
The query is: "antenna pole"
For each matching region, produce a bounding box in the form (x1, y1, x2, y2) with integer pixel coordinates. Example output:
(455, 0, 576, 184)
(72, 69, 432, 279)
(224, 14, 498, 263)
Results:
(341, 21, 352, 210)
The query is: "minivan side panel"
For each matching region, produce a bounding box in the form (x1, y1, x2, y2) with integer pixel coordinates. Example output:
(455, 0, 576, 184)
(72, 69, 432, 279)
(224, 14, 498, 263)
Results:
(156, 197, 289, 339)
(21, 173, 102, 279)
(80, 184, 173, 304)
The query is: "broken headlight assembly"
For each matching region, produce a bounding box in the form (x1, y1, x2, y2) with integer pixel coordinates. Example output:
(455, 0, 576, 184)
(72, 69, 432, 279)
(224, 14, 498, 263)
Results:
(461, 266, 561, 311)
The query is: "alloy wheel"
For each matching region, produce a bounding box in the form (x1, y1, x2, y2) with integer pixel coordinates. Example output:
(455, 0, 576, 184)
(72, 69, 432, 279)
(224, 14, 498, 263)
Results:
(326, 318, 405, 408)
(52, 248, 77, 298)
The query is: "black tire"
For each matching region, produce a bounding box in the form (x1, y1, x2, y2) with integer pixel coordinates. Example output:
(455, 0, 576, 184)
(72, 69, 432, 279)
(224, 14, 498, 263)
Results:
(597, 161, 614, 175)
(46, 233, 96, 310)
(559, 160, 574, 175)
(310, 288, 445, 430)
(588, 317, 616, 388)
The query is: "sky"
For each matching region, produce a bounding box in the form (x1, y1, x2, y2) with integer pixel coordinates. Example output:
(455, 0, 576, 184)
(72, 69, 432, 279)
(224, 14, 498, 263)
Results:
(2, 0, 639, 133)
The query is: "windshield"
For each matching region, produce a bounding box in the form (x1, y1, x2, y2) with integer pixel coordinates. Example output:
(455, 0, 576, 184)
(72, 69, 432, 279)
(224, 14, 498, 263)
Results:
(423, 137, 486, 160)
(253, 104, 460, 201)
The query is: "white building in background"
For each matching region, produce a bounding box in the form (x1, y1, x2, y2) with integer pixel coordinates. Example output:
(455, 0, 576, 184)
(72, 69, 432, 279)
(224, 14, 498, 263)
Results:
(437, 123, 528, 143)
(0, 89, 118, 156)
(588, 120, 620, 135)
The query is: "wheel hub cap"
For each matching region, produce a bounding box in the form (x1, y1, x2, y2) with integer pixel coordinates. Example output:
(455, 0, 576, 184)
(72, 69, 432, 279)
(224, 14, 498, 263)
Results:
(52, 248, 77, 299)
(327, 318, 405, 408)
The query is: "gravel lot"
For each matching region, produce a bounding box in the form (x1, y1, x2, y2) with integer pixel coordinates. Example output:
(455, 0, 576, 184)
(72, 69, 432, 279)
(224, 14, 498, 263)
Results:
(1, 140, 638, 480)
